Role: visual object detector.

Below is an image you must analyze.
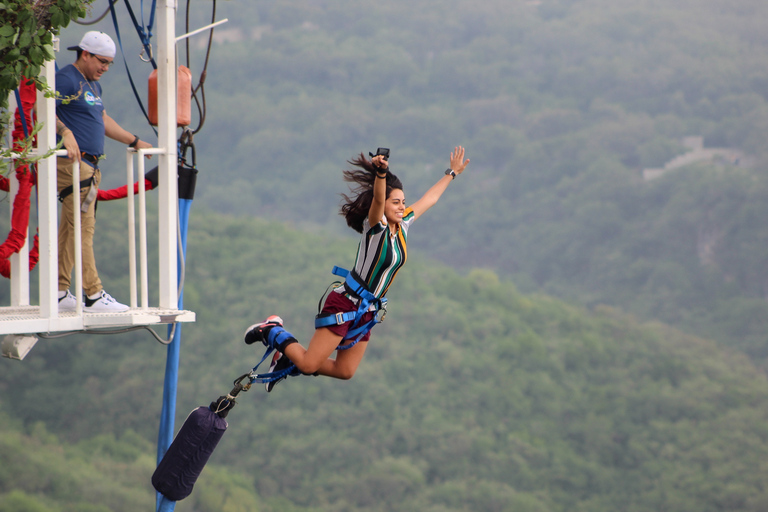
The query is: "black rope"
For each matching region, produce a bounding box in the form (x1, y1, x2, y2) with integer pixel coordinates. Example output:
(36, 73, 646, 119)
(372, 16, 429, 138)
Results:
(109, 0, 158, 135)
(74, 0, 120, 26)
(185, 0, 216, 135)
(178, 128, 196, 168)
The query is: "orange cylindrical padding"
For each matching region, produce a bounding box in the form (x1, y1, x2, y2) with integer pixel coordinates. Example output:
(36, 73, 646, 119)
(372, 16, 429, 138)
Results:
(177, 65, 192, 127)
(149, 66, 192, 127)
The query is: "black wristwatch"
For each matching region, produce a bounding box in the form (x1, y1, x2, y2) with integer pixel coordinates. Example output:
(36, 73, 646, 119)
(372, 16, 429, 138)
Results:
(129, 135, 140, 148)
(445, 168, 456, 180)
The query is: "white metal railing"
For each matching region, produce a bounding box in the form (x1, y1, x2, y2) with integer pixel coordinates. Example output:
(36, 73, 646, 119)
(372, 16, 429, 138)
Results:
(53, 149, 84, 315)
(45, 148, 170, 315)
(0, 22, 195, 341)
(0, 23, 198, 351)
(126, 147, 165, 310)
(4, 146, 165, 316)
(0, 133, 196, 342)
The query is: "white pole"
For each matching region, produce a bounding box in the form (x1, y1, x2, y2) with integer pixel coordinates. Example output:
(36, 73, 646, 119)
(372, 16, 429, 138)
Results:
(127, 149, 137, 308)
(156, 0, 178, 310)
(9, 160, 30, 307)
(7, 89, 29, 307)
(137, 150, 149, 309)
(72, 159, 82, 314)
(37, 58, 60, 319)
(175, 19, 228, 42)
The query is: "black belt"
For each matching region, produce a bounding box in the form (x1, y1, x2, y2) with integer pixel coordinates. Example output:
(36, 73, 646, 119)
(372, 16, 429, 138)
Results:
(81, 153, 99, 167)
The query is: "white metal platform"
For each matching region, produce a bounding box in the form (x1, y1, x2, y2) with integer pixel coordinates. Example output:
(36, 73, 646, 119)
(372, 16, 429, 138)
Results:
(2, 20, 190, 357)
(0, 305, 195, 335)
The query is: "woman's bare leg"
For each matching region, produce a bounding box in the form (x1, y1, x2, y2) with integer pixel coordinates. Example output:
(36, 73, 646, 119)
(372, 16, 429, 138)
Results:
(325, 339, 368, 380)
(283, 327, 368, 380)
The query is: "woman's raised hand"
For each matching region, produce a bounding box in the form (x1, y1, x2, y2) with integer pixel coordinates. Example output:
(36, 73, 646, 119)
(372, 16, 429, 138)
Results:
(372, 154, 389, 169)
(450, 146, 469, 175)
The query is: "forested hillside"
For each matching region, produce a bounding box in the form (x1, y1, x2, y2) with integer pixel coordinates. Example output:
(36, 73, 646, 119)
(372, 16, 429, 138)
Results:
(56, 0, 768, 365)
(3, 210, 768, 511)
(3, 1, 768, 507)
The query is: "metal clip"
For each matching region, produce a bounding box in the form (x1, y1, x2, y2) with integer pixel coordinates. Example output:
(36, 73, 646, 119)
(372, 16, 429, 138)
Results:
(335, 312, 345, 325)
(139, 45, 154, 62)
(234, 372, 251, 388)
(376, 298, 388, 323)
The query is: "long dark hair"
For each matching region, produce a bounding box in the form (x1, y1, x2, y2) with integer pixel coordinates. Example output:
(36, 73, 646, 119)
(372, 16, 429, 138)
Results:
(340, 153, 403, 233)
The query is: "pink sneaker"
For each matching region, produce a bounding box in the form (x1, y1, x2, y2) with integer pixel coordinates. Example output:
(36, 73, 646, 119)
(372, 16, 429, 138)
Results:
(244, 315, 283, 345)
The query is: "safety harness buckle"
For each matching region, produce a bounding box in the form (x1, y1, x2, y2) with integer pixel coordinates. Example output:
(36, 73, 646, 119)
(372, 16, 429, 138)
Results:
(375, 298, 388, 323)
(335, 312, 345, 325)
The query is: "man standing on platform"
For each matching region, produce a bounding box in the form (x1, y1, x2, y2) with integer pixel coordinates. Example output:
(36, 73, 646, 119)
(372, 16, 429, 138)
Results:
(55, 31, 152, 312)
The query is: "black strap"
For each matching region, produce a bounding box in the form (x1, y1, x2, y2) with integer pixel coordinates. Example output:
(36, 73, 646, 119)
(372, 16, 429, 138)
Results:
(178, 165, 198, 201)
(58, 177, 94, 202)
(81, 153, 99, 166)
(316, 280, 342, 318)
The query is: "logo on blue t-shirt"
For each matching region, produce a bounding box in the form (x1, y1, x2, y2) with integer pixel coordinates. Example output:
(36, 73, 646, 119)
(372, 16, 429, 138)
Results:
(84, 91, 98, 105)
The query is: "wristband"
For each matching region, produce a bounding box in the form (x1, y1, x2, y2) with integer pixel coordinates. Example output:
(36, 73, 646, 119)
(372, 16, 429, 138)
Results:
(129, 135, 140, 148)
(376, 172, 387, 179)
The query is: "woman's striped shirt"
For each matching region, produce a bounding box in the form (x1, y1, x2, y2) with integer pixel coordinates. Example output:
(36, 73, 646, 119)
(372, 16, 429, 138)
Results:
(335, 207, 416, 300)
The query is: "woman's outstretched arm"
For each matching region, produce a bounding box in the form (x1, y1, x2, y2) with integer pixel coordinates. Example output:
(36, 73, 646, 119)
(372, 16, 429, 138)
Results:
(367, 154, 389, 226)
(410, 146, 469, 220)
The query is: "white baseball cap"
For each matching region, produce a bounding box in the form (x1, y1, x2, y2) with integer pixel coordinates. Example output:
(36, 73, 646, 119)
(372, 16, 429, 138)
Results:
(67, 31, 116, 59)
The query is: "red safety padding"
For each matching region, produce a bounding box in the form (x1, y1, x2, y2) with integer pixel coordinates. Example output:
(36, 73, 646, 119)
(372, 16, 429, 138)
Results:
(1, 78, 39, 278)
(97, 178, 155, 201)
(0, 233, 38, 279)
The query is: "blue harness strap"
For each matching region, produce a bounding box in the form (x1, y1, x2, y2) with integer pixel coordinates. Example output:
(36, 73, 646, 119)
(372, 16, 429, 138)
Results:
(245, 346, 299, 385)
(314, 266, 387, 350)
(109, 0, 159, 135)
(246, 265, 388, 384)
(14, 89, 29, 138)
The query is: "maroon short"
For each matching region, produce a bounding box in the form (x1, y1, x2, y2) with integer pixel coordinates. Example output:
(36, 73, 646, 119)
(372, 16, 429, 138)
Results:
(319, 291, 375, 342)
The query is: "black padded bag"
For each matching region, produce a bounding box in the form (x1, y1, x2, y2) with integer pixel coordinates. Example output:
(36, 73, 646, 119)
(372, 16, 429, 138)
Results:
(152, 406, 227, 501)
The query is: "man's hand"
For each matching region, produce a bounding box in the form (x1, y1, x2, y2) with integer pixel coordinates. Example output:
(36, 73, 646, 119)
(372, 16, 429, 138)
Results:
(133, 138, 154, 159)
(61, 131, 80, 161)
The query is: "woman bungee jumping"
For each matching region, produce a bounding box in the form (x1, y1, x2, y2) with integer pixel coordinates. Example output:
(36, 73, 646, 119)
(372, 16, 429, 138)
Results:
(244, 146, 470, 391)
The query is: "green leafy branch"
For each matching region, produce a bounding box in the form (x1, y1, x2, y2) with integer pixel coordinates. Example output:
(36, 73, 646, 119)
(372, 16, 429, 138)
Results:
(1, 0, 90, 172)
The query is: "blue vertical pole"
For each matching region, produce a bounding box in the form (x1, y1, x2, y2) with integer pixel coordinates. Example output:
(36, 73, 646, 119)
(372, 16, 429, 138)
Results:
(155, 196, 193, 512)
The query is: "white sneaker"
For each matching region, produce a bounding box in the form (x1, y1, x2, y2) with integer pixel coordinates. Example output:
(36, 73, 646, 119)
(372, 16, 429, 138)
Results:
(58, 290, 77, 311)
(85, 290, 129, 312)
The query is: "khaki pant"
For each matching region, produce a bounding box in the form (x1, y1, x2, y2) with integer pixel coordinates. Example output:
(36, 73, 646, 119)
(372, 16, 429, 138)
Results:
(57, 157, 102, 296)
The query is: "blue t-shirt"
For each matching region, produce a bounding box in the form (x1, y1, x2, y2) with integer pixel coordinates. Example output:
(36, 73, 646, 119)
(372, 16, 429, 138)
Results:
(56, 64, 105, 157)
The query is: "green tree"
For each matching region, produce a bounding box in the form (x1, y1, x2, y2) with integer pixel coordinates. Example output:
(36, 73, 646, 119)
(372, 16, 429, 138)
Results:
(1, 0, 89, 172)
